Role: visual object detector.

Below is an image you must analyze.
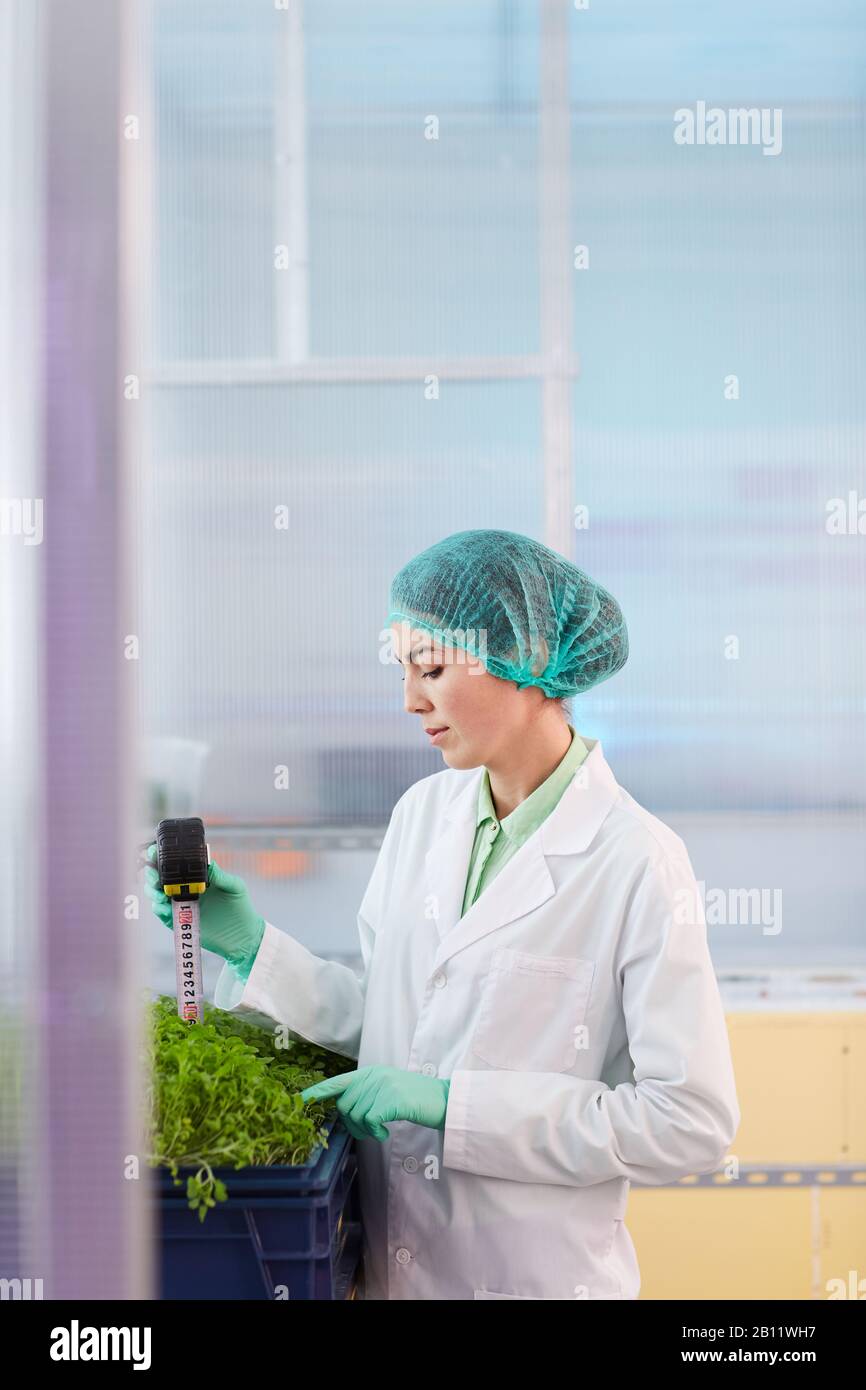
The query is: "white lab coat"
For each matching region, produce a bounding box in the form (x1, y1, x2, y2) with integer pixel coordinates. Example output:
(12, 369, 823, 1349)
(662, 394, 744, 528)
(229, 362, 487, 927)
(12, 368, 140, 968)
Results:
(214, 736, 740, 1300)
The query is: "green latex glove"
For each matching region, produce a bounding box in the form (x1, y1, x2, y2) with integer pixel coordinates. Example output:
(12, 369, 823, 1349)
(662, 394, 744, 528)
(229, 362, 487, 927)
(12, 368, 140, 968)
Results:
(300, 1066, 451, 1142)
(142, 842, 266, 975)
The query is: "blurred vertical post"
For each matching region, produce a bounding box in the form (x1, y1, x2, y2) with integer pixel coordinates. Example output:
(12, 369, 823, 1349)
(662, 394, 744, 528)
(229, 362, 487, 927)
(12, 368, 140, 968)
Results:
(32, 0, 151, 1299)
(274, 0, 310, 363)
(539, 0, 575, 558)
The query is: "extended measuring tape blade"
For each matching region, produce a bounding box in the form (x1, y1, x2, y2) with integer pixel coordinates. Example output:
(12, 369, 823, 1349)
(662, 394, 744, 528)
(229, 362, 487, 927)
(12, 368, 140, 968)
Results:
(171, 897, 205, 1024)
(156, 816, 210, 1025)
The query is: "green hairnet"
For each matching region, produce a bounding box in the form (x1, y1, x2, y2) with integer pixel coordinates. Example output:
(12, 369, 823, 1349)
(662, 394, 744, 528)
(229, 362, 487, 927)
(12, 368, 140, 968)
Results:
(384, 529, 628, 699)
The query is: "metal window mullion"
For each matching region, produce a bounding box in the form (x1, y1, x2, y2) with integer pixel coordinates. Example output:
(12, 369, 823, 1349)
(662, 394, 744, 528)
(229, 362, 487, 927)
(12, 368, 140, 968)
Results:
(273, 0, 309, 364)
(146, 353, 581, 386)
(539, 0, 575, 559)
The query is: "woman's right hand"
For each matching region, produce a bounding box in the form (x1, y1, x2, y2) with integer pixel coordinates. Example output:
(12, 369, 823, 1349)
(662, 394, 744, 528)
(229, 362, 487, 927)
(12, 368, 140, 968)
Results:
(142, 843, 266, 972)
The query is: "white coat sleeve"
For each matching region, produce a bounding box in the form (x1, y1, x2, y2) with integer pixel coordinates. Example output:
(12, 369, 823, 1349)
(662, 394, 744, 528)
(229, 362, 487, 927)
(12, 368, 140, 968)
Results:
(211, 791, 407, 1059)
(442, 849, 740, 1187)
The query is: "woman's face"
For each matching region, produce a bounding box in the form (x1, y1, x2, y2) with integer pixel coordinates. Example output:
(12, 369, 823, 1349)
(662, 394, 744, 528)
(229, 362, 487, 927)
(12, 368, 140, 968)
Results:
(390, 621, 544, 770)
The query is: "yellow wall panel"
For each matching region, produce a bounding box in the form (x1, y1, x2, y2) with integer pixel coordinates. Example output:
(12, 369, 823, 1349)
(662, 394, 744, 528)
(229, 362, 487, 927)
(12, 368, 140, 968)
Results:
(845, 1023, 866, 1158)
(725, 1014, 862, 1162)
(818, 1187, 866, 1299)
(629, 1189, 814, 1300)
(625, 1012, 866, 1298)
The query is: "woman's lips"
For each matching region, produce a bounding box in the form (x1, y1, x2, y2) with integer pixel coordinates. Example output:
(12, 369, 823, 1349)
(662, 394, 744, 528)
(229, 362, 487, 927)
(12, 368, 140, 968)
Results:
(426, 727, 449, 745)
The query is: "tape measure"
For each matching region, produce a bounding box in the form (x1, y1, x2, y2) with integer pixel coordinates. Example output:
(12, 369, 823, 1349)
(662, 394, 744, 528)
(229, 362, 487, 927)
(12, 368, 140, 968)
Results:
(155, 817, 209, 1024)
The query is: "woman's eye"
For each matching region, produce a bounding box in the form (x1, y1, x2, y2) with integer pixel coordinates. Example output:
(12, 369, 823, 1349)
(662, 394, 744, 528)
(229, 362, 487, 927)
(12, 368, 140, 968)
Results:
(399, 666, 443, 681)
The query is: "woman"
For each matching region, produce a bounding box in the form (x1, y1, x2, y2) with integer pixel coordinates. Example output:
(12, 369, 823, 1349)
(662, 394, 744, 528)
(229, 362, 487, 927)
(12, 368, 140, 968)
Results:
(145, 528, 739, 1301)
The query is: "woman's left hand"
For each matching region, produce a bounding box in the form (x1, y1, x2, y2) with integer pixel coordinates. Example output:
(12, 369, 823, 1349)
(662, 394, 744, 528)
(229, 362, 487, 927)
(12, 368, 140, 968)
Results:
(301, 1066, 451, 1142)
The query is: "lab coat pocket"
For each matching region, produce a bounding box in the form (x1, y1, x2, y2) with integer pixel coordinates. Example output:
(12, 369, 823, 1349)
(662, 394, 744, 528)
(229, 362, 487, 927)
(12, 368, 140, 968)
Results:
(470, 947, 595, 1073)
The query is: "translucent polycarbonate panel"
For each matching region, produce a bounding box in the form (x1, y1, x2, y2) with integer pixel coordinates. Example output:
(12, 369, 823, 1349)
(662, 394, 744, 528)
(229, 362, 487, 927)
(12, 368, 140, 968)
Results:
(151, 0, 541, 362)
(565, 2, 866, 810)
(151, 1, 278, 361)
(137, 380, 543, 825)
(138, 0, 866, 982)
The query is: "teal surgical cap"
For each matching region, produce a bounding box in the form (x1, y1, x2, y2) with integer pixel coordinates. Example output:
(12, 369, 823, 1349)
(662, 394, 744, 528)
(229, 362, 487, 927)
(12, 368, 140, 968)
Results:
(384, 529, 628, 699)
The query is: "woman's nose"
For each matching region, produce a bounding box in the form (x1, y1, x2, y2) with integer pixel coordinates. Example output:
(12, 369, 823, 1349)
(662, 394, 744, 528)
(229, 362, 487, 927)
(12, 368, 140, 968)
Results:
(403, 675, 432, 715)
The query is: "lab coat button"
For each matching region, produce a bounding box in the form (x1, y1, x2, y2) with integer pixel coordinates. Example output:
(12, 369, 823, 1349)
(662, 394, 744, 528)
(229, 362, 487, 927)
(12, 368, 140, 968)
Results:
(395, 1247, 412, 1264)
(402, 1156, 419, 1173)
(421, 1062, 437, 1076)
(432, 971, 447, 989)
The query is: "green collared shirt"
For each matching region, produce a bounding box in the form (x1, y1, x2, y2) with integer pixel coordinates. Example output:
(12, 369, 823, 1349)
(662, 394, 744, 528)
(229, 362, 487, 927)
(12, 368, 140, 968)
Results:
(460, 724, 589, 917)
